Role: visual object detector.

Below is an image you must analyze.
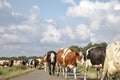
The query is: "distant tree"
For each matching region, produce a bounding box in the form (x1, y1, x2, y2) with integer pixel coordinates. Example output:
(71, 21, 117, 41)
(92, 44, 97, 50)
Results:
(28, 56, 38, 59)
(69, 45, 82, 54)
(82, 42, 107, 54)
(18, 56, 27, 60)
(10, 57, 17, 60)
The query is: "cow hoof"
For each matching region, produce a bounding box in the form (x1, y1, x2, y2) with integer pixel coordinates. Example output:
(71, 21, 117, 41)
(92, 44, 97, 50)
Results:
(49, 73, 52, 75)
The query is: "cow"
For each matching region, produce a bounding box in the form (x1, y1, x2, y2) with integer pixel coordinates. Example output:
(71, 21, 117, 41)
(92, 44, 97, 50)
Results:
(56, 48, 82, 80)
(36, 58, 41, 65)
(46, 50, 57, 75)
(40, 55, 47, 72)
(20, 58, 28, 65)
(101, 42, 120, 80)
(27, 59, 39, 68)
(84, 46, 106, 80)
(0, 59, 14, 68)
(13, 60, 21, 66)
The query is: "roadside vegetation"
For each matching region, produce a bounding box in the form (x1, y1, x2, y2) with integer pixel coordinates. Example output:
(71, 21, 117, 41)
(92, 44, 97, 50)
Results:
(0, 65, 36, 80)
(77, 65, 97, 79)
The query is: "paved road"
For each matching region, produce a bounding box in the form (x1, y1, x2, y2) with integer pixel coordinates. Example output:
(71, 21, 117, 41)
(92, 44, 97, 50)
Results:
(9, 69, 96, 80)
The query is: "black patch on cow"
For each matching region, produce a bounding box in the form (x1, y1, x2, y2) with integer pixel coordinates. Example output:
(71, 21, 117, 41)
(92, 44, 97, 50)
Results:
(86, 47, 106, 66)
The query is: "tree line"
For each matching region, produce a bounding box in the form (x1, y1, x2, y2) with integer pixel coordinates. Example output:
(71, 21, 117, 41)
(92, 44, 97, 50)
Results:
(0, 56, 42, 60)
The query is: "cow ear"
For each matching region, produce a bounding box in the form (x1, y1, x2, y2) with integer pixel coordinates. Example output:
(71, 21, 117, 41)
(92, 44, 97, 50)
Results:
(75, 52, 79, 56)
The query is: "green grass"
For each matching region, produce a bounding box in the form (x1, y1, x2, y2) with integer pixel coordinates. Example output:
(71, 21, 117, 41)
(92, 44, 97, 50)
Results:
(0, 65, 36, 80)
(77, 65, 113, 80)
(77, 65, 98, 79)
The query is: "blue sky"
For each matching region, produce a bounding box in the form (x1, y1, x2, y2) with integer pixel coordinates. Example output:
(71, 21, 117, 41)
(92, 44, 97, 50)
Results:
(0, 0, 120, 57)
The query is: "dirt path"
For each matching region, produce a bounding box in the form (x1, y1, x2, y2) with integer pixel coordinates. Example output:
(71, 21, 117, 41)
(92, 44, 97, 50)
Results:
(9, 69, 96, 80)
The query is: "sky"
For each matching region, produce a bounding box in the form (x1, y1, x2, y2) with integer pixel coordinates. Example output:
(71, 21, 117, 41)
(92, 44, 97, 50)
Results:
(0, 0, 120, 57)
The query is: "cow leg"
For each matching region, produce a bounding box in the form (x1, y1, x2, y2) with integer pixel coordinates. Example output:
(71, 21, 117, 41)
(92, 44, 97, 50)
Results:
(62, 67, 65, 76)
(96, 68, 100, 79)
(44, 62, 47, 72)
(48, 63, 51, 75)
(101, 69, 107, 80)
(84, 63, 88, 80)
(56, 63, 59, 76)
(65, 67, 68, 79)
(73, 67, 77, 80)
(52, 63, 55, 75)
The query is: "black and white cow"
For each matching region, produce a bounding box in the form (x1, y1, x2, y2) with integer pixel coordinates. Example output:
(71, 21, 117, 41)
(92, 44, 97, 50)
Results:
(21, 58, 28, 65)
(84, 46, 106, 80)
(46, 50, 57, 75)
(27, 59, 39, 68)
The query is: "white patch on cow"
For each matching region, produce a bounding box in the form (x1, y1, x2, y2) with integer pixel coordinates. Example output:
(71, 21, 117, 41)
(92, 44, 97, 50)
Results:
(68, 64, 74, 68)
(86, 47, 96, 56)
(76, 59, 81, 64)
(108, 61, 117, 75)
(85, 59, 92, 67)
(81, 55, 85, 65)
(50, 53, 55, 63)
(61, 48, 71, 65)
(61, 48, 71, 58)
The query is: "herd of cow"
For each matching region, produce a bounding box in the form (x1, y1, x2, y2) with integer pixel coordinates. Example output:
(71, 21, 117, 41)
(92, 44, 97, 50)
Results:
(0, 42, 120, 80)
(0, 58, 40, 68)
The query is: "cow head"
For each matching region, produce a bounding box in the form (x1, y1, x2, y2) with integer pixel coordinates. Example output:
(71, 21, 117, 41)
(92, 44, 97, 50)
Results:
(40, 55, 46, 64)
(75, 51, 83, 64)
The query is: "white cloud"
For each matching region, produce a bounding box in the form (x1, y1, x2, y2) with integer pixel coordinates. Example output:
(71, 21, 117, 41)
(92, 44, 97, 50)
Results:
(44, 19, 55, 24)
(114, 4, 120, 11)
(0, 33, 29, 43)
(107, 14, 120, 24)
(0, 0, 11, 9)
(0, 27, 4, 33)
(90, 19, 101, 31)
(61, 26, 75, 40)
(3, 45, 21, 50)
(76, 24, 91, 40)
(40, 24, 61, 43)
(28, 5, 40, 23)
(66, 0, 120, 43)
(66, 0, 120, 18)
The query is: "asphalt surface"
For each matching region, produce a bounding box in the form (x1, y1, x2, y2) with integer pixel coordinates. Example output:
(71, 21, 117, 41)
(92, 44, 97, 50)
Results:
(9, 69, 96, 80)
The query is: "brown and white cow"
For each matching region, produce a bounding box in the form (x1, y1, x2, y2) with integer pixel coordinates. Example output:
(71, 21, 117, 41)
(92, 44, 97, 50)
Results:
(56, 48, 82, 80)
(101, 42, 120, 80)
(40, 55, 47, 72)
(0, 59, 14, 68)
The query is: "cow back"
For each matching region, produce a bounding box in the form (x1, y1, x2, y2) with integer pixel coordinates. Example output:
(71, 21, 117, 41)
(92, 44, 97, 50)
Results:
(46, 50, 56, 64)
(57, 48, 82, 67)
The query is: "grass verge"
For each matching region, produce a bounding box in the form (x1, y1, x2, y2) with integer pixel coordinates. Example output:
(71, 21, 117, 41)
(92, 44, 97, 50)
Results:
(77, 65, 97, 79)
(0, 65, 36, 80)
